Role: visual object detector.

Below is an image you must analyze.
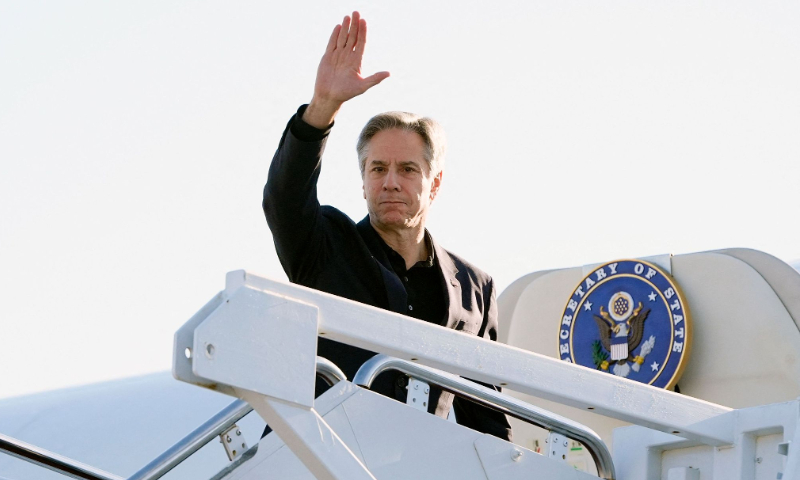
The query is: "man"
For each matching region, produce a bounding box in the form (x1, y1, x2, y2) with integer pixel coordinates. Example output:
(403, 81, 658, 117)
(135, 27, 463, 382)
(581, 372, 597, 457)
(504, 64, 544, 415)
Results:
(263, 11, 512, 441)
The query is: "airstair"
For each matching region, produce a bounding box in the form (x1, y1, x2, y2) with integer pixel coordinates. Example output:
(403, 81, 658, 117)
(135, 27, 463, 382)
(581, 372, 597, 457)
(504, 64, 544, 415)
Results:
(2, 249, 799, 479)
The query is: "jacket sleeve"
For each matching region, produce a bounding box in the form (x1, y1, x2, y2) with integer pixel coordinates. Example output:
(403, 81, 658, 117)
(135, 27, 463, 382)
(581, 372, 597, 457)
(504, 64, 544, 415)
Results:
(263, 105, 332, 283)
(453, 278, 514, 441)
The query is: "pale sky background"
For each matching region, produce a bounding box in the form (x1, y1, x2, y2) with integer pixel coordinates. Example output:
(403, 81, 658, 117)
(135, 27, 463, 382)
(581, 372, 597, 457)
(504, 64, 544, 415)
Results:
(1, 1, 799, 400)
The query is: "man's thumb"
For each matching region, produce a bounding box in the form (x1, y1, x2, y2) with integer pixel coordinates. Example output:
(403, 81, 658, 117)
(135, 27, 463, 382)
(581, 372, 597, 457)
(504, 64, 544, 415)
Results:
(364, 71, 391, 88)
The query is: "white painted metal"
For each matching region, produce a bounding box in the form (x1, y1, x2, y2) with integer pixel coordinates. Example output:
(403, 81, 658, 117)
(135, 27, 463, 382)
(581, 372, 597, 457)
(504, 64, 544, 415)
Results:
(221, 380, 482, 480)
(236, 389, 376, 480)
(174, 274, 616, 479)
(547, 432, 569, 462)
(215, 270, 732, 446)
(474, 434, 597, 480)
(406, 378, 430, 412)
(173, 292, 235, 397)
(220, 382, 364, 480)
(192, 285, 319, 407)
(173, 281, 373, 479)
(716, 248, 800, 331)
(352, 353, 614, 479)
(223, 381, 596, 480)
(612, 399, 798, 480)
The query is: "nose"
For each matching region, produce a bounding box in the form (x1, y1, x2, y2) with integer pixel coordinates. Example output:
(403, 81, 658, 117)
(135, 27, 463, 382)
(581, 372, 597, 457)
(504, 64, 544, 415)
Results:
(383, 169, 400, 191)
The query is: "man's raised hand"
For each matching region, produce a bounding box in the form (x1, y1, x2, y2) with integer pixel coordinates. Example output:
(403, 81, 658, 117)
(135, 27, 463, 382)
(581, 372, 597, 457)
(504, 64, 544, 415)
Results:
(303, 11, 390, 128)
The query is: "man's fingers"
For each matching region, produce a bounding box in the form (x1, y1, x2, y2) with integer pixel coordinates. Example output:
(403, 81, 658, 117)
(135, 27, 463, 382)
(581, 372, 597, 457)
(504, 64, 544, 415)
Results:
(336, 15, 350, 49)
(354, 18, 368, 56)
(346, 11, 360, 51)
(326, 24, 341, 54)
(364, 71, 391, 89)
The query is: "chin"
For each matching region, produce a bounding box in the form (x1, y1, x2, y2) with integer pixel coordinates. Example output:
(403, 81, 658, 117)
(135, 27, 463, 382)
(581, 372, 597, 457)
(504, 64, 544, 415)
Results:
(370, 211, 406, 226)
(376, 216, 407, 228)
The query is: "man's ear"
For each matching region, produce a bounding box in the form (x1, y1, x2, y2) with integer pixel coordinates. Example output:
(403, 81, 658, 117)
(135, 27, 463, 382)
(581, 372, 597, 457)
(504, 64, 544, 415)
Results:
(430, 170, 443, 201)
(362, 181, 366, 200)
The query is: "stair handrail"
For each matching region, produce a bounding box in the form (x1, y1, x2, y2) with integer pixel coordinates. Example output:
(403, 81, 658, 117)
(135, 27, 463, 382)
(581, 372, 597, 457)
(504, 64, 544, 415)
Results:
(128, 356, 346, 480)
(0, 432, 123, 480)
(353, 354, 615, 480)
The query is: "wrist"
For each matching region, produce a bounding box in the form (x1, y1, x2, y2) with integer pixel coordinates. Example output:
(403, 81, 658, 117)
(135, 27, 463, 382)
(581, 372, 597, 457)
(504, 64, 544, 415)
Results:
(303, 97, 342, 129)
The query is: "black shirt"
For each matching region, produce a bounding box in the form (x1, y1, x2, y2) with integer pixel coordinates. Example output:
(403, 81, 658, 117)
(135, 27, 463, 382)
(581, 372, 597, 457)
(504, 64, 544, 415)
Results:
(381, 232, 447, 327)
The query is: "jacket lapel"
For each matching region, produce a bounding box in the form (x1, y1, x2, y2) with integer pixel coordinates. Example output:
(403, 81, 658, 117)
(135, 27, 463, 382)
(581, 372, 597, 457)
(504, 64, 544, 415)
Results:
(431, 236, 463, 329)
(356, 216, 408, 314)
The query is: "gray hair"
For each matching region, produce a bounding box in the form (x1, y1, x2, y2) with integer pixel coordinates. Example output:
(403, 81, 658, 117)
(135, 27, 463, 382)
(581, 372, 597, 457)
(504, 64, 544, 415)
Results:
(356, 111, 446, 177)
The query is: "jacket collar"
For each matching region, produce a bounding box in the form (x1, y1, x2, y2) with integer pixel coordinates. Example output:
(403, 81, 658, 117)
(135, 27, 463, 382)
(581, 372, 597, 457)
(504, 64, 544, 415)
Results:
(430, 234, 463, 329)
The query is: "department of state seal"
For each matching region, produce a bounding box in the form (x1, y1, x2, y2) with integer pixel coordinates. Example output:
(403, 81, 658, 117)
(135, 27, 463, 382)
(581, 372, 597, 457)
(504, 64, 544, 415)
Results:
(557, 259, 691, 389)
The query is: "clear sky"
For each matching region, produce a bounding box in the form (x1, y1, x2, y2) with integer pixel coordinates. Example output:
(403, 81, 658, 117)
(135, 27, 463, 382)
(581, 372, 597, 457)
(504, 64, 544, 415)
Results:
(1, 1, 799, 400)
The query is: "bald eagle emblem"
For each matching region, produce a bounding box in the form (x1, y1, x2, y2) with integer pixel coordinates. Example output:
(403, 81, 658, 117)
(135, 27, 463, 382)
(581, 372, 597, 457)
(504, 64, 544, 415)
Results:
(594, 292, 651, 377)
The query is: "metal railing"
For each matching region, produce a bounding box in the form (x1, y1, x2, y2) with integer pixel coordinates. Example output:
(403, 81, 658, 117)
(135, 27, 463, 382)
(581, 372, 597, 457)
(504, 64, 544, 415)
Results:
(0, 433, 123, 480)
(0, 357, 346, 480)
(127, 400, 253, 480)
(128, 356, 346, 480)
(314, 357, 348, 388)
(353, 354, 616, 480)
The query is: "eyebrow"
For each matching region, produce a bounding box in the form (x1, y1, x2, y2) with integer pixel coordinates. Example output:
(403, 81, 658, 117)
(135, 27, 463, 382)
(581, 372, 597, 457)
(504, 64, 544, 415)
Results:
(398, 161, 421, 168)
(367, 160, 422, 168)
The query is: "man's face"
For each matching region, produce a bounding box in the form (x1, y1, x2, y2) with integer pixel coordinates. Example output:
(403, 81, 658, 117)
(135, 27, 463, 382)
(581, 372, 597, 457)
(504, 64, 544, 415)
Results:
(362, 128, 442, 231)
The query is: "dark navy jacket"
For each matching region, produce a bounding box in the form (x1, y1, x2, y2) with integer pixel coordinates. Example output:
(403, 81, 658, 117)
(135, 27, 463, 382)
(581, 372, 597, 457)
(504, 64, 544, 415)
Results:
(262, 106, 512, 441)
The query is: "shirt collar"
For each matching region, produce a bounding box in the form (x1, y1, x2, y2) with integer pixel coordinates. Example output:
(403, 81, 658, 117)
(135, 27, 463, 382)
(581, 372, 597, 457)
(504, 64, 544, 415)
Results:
(377, 229, 436, 271)
(420, 231, 435, 267)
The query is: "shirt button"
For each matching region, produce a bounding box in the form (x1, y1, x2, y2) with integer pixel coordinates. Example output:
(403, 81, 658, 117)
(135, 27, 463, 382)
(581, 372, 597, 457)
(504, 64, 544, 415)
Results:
(403, 276, 409, 282)
(408, 305, 414, 311)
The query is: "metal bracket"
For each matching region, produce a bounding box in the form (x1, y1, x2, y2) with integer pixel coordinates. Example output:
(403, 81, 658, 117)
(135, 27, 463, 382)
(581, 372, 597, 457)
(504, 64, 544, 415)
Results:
(546, 432, 569, 463)
(219, 424, 248, 461)
(406, 378, 430, 412)
(778, 441, 790, 456)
